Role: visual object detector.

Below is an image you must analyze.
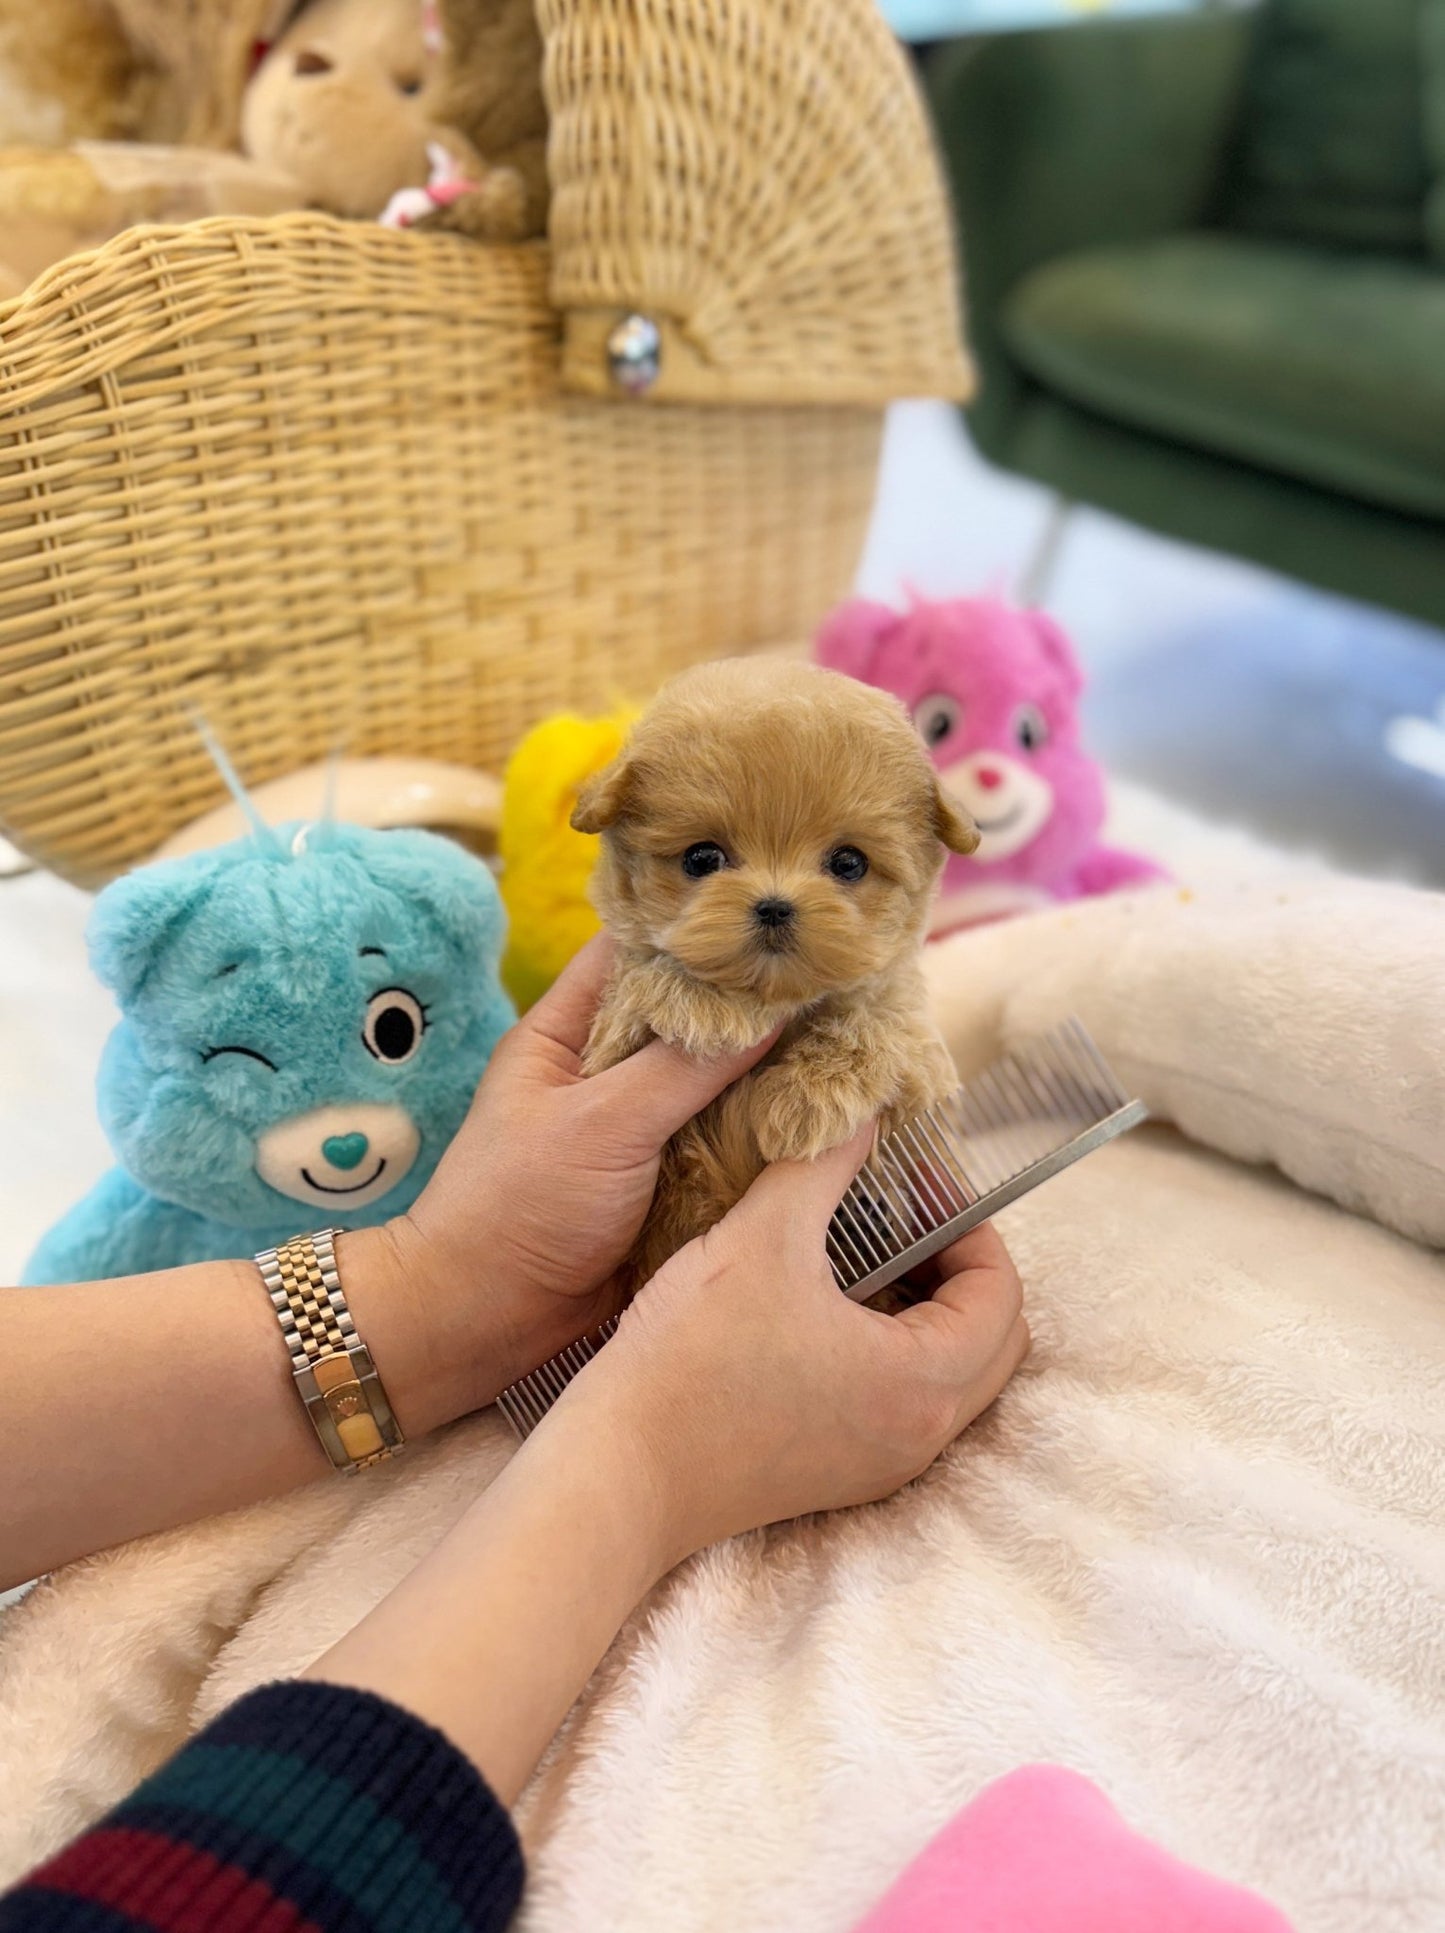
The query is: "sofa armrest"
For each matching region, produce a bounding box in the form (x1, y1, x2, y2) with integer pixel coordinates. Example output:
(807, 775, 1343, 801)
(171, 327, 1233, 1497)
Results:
(927, 12, 1253, 455)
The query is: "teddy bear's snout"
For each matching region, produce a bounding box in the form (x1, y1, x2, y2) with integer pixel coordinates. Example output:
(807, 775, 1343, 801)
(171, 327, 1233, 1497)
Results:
(942, 750, 1055, 862)
(255, 1102, 420, 1212)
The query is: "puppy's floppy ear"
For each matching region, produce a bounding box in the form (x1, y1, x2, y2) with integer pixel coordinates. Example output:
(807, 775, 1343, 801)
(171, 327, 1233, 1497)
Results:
(933, 779, 979, 856)
(570, 752, 634, 834)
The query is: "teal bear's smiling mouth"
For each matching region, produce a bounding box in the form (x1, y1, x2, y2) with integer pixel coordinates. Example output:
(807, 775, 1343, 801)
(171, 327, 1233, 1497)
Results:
(322, 1132, 370, 1171)
(302, 1159, 387, 1195)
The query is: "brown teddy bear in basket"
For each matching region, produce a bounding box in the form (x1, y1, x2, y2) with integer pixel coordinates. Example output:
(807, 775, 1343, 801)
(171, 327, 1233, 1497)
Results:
(243, 0, 548, 237)
(0, 0, 547, 299)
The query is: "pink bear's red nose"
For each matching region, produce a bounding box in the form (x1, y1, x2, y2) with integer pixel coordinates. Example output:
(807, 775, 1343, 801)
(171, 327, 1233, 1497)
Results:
(975, 765, 1003, 790)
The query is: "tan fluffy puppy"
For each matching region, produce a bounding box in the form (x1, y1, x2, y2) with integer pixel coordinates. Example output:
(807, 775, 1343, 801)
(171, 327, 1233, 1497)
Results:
(572, 657, 979, 1299)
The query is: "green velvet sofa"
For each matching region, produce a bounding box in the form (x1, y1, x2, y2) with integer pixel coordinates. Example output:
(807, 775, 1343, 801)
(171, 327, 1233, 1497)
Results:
(927, 0, 1445, 631)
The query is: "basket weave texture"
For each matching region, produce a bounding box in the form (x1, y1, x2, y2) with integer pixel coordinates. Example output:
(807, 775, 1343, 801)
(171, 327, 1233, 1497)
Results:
(543, 0, 970, 403)
(0, 0, 968, 888)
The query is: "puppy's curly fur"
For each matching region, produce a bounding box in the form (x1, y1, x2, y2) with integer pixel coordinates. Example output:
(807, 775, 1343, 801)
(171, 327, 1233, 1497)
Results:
(572, 657, 978, 1299)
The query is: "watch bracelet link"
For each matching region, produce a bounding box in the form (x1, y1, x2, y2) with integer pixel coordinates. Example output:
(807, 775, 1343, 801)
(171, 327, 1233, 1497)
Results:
(255, 1227, 405, 1473)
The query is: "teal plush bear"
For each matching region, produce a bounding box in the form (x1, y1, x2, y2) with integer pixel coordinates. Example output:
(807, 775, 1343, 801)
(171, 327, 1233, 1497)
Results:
(23, 820, 515, 1285)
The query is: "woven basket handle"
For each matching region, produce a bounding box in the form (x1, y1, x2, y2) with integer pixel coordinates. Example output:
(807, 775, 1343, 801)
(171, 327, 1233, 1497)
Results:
(539, 0, 972, 407)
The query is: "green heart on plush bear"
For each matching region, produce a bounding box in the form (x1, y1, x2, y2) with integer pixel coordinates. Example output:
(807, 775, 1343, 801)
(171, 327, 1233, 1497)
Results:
(321, 1131, 371, 1172)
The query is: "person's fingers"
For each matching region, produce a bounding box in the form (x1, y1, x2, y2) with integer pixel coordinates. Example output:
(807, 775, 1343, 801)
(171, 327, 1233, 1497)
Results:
(738, 1120, 878, 1228)
(949, 1315, 1031, 1434)
(594, 1025, 782, 1146)
(926, 1226, 1023, 1320)
(894, 1251, 1024, 1375)
(900, 1220, 1014, 1294)
(1007, 1313, 1032, 1367)
(519, 934, 617, 1062)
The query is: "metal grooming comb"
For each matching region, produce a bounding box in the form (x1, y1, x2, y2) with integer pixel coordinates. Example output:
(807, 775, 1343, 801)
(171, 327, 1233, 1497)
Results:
(496, 1018, 1144, 1440)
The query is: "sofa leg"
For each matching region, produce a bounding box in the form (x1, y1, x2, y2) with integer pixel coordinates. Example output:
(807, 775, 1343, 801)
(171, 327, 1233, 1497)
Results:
(1019, 496, 1073, 606)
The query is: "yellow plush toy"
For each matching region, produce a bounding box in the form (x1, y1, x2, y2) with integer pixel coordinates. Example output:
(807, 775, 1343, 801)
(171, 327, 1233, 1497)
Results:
(499, 708, 637, 1011)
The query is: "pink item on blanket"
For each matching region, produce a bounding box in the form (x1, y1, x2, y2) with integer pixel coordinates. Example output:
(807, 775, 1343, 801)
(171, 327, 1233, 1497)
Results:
(815, 595, 1167, 935)
(854, 1766, 1294, 1933)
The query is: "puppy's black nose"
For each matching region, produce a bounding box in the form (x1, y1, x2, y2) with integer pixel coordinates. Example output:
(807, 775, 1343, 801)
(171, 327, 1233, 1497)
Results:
(754, 897, 795, 930)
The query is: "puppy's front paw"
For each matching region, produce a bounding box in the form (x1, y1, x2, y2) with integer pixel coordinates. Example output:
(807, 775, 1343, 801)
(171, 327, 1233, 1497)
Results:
(648, 980, 770, 1059)
(882, 1047, 959, 1133)
(580, 1005, 652, 1076)
(753, 1064, 873, 1165)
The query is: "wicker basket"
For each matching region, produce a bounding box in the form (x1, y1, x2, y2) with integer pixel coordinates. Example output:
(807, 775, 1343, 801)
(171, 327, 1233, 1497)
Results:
(0, 0, 970, 888)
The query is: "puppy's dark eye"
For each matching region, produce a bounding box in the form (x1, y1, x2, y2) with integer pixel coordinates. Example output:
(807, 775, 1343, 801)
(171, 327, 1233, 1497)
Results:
(363, 988, 427, 1064)
(826, 846, 869, 883)
(1014, 704, 1049, 753)
(682, 842, 728, 879)
(396, 73, 424, 95)
(913, 693, 961, 749)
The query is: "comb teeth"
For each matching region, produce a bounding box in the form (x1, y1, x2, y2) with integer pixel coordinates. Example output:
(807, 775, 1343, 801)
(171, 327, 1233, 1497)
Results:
(495, 1317, 619, 1439)
(495, 1019, 1144, 1439)
(828, 1017, 1142, 1303)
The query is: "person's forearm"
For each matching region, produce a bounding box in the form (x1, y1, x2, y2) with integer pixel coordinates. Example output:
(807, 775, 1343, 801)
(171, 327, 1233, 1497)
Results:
(305, 1391, 678, 1806)
(2, 1224, 538, 1588)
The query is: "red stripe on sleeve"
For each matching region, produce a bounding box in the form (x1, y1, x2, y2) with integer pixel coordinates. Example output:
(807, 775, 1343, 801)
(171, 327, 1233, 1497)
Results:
(26, 1826, 324, 1933)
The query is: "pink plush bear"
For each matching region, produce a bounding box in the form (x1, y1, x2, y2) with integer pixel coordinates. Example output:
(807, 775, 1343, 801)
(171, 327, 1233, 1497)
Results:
(816, 594, 1166, 935)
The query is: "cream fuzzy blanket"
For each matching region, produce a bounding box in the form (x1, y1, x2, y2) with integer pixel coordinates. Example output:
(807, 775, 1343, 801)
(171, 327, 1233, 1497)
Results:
(2, 805, 1443, 1932)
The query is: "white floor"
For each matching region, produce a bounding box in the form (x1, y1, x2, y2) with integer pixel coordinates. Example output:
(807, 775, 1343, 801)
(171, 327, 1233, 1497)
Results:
(2, 399, 1442, 1282)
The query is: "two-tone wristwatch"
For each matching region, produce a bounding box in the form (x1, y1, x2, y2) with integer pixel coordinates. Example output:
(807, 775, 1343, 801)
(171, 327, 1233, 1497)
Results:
(254, 1227, 405, 1473)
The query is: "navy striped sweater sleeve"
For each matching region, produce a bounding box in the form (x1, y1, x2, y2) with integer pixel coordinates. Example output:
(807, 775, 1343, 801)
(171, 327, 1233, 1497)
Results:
(0, 1679, 525, 1933)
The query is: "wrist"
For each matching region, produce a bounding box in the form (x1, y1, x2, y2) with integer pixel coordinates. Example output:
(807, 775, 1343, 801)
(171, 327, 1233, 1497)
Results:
(542, 1363, 714, 1578)
(509, 1390, 686, 1596)
(336, 1217, 606, 1438)
(333, 1220, 505, 1438)
(395, 1194, 619, 1406)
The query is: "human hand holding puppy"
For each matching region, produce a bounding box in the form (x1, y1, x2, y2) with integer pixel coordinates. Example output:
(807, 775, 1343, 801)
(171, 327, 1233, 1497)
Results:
(393, 932, 780, 1412)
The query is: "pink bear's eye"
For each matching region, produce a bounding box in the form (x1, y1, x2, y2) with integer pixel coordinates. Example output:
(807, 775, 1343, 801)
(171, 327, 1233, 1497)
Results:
(1013, 704, 1049, 753)
(913, 692, 961, 749)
